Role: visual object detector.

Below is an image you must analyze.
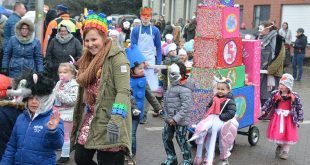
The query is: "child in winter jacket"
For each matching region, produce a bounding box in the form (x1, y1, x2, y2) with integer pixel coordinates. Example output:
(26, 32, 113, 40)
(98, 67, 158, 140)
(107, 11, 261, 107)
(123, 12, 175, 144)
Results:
(260, 73, 303, 160)
(189, 76, 237, 165)
(0, 72, 64, 165)
(53, 63, 78, 164)
(161, 62, 194, 165)
(162, 43, 182, 90)
(126, 45, 162, 164)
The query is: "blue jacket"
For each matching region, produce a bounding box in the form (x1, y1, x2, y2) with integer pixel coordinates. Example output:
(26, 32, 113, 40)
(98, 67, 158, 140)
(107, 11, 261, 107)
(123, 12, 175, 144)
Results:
(0, 102, 23, 160)
(2, 36, 44, 78)
(2, 19, 44, 78)
(3, 13, 21, 48)
(0, 109, 64, 165)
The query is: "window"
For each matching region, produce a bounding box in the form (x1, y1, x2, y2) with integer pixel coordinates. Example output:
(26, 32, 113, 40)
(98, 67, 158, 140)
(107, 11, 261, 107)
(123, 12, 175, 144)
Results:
(254, 5, 270, 28)
(160, 0, 166, 16)
(239, 5, 244, 25)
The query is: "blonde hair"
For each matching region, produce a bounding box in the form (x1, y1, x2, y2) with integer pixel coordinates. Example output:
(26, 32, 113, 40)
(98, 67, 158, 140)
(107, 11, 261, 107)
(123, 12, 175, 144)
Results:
(58, 62, 77, 77)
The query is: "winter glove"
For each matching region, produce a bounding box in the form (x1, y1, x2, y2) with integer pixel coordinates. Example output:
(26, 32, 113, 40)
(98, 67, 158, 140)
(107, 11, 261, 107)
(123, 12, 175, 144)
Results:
(107, 121, 121, 144)
(132, 109, 141, 116)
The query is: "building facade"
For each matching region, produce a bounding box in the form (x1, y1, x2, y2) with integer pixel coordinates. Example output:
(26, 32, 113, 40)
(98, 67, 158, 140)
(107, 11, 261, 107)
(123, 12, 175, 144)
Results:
(142, 0, 200, 23)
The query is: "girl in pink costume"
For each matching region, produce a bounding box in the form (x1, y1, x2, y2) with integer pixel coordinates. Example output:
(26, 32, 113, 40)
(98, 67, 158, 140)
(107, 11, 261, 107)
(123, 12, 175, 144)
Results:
(189, 77, 237, 165)
(260, 73, 303, 160)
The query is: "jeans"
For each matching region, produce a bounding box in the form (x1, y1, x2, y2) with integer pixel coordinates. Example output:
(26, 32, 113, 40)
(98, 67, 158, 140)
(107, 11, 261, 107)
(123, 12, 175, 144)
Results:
(292, 53, 305, 80)
(74, 143, 125, 165)
(132, 118, 140, 155)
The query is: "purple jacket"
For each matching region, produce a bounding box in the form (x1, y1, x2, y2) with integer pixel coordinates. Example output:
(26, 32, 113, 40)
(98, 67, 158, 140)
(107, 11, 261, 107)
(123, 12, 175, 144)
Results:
(261, 90, 303, 126)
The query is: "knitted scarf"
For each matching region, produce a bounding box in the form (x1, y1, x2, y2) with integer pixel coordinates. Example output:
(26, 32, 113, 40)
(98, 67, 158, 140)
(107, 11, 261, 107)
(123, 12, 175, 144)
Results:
(203, 96, 227, 119)
(76, 38, 112, 104)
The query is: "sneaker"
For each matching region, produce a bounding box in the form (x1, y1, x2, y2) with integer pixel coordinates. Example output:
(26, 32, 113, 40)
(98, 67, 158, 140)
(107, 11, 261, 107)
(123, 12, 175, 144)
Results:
(152, 112, 160, 117)
(279, 151, 289, 160)
(161, 158, 178, 165)
(56, 157, 70, 164)
(140, 118, 147, 124)
(128, 158, 136, 165)
(275, 145, 282, 157)
(183, 159, 193, 165)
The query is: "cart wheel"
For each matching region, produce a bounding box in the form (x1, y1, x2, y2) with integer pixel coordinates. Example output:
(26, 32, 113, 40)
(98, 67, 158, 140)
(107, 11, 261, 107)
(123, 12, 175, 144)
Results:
(188, 132, 197, 147)
(248, 126, 259, 146)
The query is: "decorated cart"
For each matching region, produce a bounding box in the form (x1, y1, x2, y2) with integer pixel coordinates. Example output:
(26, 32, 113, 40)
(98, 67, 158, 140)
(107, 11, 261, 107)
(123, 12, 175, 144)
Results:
(187, 0, 262, 149)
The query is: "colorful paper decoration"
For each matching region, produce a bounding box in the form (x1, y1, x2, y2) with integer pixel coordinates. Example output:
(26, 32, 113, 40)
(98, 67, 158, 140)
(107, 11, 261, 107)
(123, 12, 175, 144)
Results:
(190, 65, 245, 90)
(231, 85, 255, 129)
(189, 89, 214, 126)
(196, 6, 239, 39)
(242, 40, 261, 123)
(220, 0, 234, 7)
(193, 37, 243, 68)
(202, 0, 221, 6)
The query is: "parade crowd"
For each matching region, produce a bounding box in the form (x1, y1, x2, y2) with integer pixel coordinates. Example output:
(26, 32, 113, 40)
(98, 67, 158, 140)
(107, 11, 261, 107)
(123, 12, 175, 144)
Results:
(0, 2, 306, 165)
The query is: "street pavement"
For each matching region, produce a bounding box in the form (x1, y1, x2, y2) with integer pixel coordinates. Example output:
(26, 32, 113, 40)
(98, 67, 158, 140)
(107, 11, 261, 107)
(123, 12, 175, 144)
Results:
(62, 67, 310, 165)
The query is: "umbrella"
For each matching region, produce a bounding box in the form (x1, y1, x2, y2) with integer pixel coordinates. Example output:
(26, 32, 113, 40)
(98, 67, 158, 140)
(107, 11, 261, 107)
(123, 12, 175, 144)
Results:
(0, 6, 13, 17)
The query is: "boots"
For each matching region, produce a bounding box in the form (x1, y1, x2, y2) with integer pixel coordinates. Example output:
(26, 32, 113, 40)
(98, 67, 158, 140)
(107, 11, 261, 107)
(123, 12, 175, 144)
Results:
(161, 158, 178, 165)
(279, 151, 289, 160)
(275, 145, 282, 157)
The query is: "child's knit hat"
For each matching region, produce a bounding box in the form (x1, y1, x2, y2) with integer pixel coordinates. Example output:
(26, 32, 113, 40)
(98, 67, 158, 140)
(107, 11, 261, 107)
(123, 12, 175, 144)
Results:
(279, 73, 294, 91)
(165, 34, 173, 40)
(164, 43, 177, 55)
(178, 49, 187, 56)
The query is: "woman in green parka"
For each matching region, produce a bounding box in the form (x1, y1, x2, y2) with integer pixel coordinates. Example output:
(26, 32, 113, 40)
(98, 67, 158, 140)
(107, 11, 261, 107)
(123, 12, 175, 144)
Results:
(70, 11, 131, 165)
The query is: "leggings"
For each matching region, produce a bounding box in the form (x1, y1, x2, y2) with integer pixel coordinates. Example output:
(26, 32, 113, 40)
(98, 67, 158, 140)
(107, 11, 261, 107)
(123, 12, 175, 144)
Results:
(61, 121, 73, 157)
(74, 143, 125, 165)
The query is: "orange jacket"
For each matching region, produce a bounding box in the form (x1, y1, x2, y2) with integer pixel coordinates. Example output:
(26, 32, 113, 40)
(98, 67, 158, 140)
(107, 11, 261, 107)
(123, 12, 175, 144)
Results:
(42, 14, 82, 57)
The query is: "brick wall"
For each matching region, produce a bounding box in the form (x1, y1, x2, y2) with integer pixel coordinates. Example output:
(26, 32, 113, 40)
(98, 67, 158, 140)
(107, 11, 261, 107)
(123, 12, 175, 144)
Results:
(235, 0, 310, 57)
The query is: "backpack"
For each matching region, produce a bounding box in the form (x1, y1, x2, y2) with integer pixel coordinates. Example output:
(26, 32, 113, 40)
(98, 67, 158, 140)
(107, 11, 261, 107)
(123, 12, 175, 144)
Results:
(266, 34, 285, 77)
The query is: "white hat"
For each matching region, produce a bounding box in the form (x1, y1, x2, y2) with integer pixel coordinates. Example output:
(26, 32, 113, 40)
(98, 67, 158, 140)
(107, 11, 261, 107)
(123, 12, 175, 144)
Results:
(164, 43, 177, 55)
(123, 21, 130, 29)
(178, 49, 187, 56)
(279, 73, 294, 91)
(134, 18, 141, 23)
(107, 16, 112, 21)
(165, 34, 173, 40)
(109, 30, 120, 38)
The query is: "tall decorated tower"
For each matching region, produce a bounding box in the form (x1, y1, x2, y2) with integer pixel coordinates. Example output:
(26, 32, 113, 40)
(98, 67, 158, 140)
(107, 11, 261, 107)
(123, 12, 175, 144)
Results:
(190, 0, 261, 132)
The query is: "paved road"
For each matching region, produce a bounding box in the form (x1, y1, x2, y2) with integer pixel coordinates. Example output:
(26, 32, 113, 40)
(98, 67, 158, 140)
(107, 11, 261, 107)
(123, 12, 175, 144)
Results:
(62, 68, 310, 165)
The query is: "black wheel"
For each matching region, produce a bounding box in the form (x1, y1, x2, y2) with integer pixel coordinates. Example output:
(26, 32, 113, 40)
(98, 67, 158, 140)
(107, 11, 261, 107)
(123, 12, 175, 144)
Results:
(248, 126, 259, 146)
(187, 132, 197, 147)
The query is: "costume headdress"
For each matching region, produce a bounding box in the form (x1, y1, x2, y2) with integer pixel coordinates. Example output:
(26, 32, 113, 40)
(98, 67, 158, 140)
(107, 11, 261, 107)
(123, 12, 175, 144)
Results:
(84, 10, 108, 35)
(125, 45, 146, 68)
(140, 7, 152, 18)
(214, 73, 232, 90)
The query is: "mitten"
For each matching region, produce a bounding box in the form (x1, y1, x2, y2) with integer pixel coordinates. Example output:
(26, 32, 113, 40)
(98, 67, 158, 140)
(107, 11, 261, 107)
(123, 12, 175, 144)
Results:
(132, 109, 141, 116)
(107, 120, 121, 144)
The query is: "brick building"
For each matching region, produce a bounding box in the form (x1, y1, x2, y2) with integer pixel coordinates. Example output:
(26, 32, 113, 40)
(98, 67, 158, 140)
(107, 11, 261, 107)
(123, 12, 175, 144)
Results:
(236, 0, 310, 41)
(142, 0, 200, 24)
